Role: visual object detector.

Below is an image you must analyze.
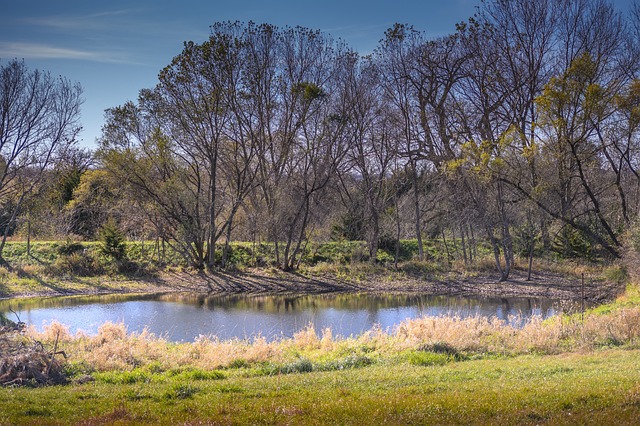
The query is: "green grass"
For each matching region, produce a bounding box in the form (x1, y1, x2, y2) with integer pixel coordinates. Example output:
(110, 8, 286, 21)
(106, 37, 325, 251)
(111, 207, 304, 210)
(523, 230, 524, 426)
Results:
(0, 239, 607, 297)
(2, 349, 640, 425)
(0, 238, 490, 271)
(1, 286, 639, 424)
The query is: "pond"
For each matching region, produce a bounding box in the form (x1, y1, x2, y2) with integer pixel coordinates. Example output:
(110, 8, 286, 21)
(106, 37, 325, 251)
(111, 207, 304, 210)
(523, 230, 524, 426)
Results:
(0, 293, 571, 342)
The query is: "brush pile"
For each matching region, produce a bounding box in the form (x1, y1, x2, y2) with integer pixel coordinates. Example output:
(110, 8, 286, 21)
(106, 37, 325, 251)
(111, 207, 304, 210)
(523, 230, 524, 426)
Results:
(0, 320, 67, 386)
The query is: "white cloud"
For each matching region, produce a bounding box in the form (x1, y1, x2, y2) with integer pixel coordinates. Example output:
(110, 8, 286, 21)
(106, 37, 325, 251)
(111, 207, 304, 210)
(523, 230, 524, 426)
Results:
(22, 9, 137, 32)
(0, 42, 139, 64)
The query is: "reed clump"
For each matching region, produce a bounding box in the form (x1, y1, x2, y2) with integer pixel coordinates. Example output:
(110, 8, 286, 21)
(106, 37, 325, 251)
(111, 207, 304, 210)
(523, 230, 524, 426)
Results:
(20, 294, 640, 378)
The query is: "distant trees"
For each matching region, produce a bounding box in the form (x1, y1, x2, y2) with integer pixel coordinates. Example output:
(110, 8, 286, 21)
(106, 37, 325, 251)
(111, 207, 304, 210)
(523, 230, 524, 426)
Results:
(8, 0, 640, 278)
(94, 1, 640, 274)
(0, 59, 83, 257)
(99, 23, 353, 270)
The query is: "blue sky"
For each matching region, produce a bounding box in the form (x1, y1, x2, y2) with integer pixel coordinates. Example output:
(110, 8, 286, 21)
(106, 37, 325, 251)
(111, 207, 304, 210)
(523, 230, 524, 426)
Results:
(0, 0, 634, 149)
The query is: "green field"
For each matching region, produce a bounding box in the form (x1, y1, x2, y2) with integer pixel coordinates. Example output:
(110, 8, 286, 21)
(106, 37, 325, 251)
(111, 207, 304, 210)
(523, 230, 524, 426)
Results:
(2, 349, 640, 425)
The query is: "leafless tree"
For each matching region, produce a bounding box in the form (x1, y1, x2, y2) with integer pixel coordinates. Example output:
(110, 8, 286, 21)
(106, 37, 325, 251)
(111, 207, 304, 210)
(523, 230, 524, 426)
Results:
(0, 59, 82, 257)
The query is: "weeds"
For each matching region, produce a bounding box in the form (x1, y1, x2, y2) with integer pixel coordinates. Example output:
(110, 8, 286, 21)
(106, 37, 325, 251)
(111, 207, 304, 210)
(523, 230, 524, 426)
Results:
(164, 383, 200, 400)
(0, 239, 607, 284)
(406, 351, 453, 366)
(16, 291, 640, 382)
(4, 289, 640, 424)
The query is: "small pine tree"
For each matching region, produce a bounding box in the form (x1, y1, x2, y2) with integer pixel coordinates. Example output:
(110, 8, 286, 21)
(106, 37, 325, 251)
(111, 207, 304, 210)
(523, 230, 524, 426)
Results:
(98, 218, 126, 260)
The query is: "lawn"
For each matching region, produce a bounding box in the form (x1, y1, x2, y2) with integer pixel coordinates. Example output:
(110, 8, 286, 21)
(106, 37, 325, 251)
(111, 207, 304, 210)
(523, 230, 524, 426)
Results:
(1, 349, 639, 425)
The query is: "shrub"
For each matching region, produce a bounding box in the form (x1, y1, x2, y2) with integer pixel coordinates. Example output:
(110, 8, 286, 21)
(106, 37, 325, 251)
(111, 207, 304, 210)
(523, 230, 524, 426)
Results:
(320, 354, 374, 371)
(0, 325, 68, 386)
(260, 358, 313, 375)
(97, 218, 126, 260)
(56, 241, 84, 256)
(623, 221, 640, 283)
(48, 252, 103, 276)
(95, 370, 150, 385)
(228, 358, 251, 369)
(281, 357, 313, 374)
(603, 264, 628, 285)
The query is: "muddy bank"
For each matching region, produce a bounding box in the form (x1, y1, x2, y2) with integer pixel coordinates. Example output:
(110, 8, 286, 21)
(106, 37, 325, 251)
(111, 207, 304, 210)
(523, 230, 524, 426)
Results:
(0, 267, 623, 303)
(162, 269, 622, 303)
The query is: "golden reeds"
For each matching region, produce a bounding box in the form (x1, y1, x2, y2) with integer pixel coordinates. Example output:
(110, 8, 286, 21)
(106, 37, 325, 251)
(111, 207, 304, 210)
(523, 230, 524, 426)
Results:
(20, 304, 640, 374)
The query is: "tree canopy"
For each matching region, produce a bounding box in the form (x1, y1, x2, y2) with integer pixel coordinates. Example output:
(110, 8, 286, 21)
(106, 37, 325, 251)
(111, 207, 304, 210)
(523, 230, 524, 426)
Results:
(6, 0, 640, 279)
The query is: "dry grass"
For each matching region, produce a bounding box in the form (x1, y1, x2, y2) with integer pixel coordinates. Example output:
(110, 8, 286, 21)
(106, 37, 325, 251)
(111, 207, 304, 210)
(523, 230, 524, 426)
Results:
(0, 323, 67, 386)
(21, 295, 640, 375)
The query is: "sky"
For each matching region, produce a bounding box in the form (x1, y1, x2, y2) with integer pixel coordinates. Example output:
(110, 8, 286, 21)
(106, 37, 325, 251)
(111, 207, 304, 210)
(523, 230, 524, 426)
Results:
(0, 0, 635, 149)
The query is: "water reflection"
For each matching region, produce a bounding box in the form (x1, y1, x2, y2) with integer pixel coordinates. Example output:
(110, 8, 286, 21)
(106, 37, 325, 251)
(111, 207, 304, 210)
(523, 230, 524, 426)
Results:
(0, 293, 570, 342)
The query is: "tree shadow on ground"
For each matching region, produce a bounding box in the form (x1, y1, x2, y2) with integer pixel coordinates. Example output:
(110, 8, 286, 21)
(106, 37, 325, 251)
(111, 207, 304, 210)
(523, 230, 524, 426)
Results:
(153, 269, 367, 295)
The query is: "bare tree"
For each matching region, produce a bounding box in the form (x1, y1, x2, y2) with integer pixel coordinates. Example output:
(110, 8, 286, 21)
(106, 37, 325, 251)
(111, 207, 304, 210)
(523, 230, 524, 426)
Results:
(0, 59, 82, 257)
(339, 55, 400, 261)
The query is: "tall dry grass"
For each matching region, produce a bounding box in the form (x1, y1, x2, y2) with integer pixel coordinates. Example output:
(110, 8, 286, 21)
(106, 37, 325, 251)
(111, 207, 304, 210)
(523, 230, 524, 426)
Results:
(24, 302, 640, 373)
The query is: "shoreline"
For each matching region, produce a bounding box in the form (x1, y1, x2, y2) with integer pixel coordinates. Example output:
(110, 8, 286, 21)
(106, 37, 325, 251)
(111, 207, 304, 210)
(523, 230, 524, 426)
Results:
(0, 267, 624, 303)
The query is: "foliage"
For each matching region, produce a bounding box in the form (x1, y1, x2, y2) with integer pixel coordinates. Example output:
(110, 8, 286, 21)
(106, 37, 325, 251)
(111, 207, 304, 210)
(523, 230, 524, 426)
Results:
(552, 226, 594, 260)
(6, 1, 640, 281)
(97, 219, 126, 261)
(623, 220, 640, 283)
(65, 170, 117, 239)
(48, 252, 104, 277)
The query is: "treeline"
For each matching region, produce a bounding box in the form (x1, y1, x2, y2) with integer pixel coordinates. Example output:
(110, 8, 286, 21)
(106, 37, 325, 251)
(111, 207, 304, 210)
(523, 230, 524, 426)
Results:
(4, 0, 640, 279)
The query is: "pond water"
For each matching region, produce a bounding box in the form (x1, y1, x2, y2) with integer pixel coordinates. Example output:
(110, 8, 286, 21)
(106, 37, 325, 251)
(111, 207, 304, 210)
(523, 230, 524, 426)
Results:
(0, 293, 569, 342)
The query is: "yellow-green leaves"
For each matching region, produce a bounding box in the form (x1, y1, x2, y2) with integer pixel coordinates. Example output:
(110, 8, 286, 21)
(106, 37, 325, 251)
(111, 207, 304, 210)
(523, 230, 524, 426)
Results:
(536, 52, 608, 127)
(446, 138, 505, 181)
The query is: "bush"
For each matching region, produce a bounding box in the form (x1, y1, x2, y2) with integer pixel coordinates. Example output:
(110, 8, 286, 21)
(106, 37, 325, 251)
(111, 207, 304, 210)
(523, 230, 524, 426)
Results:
(552, 227, 593, 260)
(260, 357, 313, 375)
(97, 219, 126, 260)
(48, 252, 104, 276)
(56, 241, 84, 256)
(603, 264, 628, 285)
(418, 341, 464, 360)
(164, 384, 199, 400)
(320, 355, 374, 371)
(0, 324, 67, 386)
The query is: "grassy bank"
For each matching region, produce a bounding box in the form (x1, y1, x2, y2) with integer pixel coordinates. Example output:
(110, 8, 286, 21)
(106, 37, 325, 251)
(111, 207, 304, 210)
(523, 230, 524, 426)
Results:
(2, 348, 640, 424)
(0, 238, 607, 279)
(1, 286, 640, 423)
(0, 240, 623, 300)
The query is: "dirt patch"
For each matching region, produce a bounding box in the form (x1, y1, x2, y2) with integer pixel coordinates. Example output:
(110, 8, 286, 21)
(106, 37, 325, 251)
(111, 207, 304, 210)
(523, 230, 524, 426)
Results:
(0, 267, 624, 303)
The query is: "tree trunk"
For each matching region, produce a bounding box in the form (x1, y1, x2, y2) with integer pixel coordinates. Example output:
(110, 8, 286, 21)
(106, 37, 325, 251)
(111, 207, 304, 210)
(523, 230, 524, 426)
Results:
(485, 224, 506, 280)
(497, 182, 512, 281)
(0, 192, 27, 259)
(442, 229, 452, 267)
(460, 223, 468, 265)
(26, 212, 31, 257)
(221, 217, 234, 269)
(394, 192, 401, 269)
(411, 164, 424, 261)
(527, 233, 534, 281)
(470, 225, 477, 262)
(368, 209, 380, 263)
(289, 200, 311, 272)
(207, 158, 218, 269)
